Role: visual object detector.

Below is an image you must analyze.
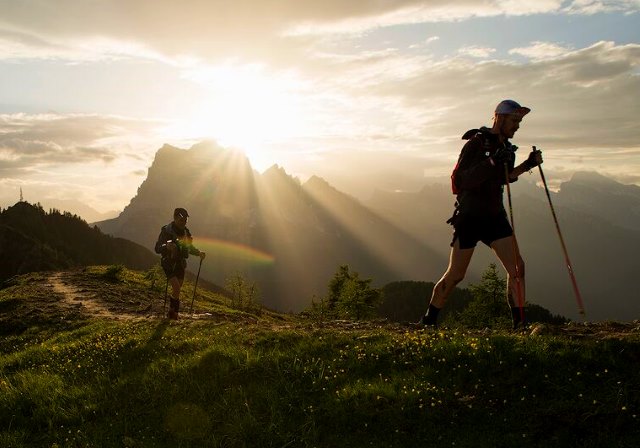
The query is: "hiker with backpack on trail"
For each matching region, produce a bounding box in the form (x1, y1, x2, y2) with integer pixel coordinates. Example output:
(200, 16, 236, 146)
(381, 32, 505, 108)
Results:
(420, 100, 543, 329)
(155, 208, 206, 320)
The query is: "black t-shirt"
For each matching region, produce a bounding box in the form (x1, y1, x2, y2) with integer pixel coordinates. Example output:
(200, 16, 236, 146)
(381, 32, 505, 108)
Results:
(452, 128, 517, 217)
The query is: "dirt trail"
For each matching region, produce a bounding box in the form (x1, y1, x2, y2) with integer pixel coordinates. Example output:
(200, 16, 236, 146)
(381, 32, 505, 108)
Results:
(42, 272, 640, 336)
(49, 272, 149, 321)
(46, 271, 220, 322)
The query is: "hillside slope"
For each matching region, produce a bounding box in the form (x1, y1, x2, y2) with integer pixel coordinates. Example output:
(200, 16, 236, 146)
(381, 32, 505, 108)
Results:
(0, 265, 277, 335)
(1, 268, 639, 447)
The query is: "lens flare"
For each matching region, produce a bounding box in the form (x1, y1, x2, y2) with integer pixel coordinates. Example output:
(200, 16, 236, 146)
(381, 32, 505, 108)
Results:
(195, 237, 274, 265)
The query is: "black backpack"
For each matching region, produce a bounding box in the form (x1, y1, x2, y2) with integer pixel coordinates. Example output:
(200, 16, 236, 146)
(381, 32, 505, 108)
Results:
(450, 128, 494, 194)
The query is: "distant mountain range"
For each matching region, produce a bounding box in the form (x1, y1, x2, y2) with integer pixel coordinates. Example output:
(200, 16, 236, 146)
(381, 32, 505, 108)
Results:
(552, 171, 640, 232)
(0, 202, 157, 282)
(44, 199, 120, 224)
(96, 142, 640, 321)
(0, 198, 120, 224)
(366, 171, 640, 322)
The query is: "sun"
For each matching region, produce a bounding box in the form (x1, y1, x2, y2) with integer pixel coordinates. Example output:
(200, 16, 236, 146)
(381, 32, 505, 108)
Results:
(165, 63, 310, 171)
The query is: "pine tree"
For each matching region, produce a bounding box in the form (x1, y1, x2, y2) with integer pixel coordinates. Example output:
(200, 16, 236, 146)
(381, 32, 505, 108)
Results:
(455, 263, 511, 328)
(322, 264, 382, 320)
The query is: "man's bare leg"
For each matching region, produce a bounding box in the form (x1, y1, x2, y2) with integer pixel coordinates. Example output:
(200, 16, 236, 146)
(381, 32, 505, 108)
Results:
(422, 239, 474, 325)
(491, 235, 526, 328)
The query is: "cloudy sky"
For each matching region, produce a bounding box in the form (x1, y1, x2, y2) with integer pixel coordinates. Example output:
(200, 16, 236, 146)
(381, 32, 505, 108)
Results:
(1, 0, 638, 214)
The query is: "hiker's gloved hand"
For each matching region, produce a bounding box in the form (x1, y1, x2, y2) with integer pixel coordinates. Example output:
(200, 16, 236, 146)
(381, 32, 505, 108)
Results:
(199, 251, 206, 260)
(522, 148, 543, 170)
(492, 147, 515, 166)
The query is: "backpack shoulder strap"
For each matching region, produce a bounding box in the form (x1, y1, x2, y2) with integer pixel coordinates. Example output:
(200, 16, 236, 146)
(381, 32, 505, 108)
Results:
(461, 128, 480, 140)
(162, 223, 178, 240)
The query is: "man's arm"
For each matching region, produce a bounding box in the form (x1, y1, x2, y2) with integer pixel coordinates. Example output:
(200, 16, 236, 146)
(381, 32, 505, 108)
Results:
(187, 243, 206, 260)
(508, 164, 529, 181)
(185, 229, 206, 259)
(508, 148, 543, 181)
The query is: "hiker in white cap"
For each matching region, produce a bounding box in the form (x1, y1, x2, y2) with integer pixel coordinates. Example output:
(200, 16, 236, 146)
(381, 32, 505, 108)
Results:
(420, 100, 543, 329)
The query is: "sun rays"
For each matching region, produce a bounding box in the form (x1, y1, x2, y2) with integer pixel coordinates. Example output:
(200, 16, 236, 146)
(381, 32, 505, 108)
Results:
(165, 63, 311, 172)
(158, 141, 446, 312)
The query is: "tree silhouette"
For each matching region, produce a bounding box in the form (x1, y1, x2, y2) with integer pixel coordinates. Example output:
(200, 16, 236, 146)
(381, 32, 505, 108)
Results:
(322, 264, 382, 320)
(453, 263, 511, 329)
(446, 263, 568, 328)
(225, 272, 262, 313)
(0, 201, 156, 281)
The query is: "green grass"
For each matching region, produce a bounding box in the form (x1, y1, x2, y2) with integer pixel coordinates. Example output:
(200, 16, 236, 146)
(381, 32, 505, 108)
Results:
(1, 268, 639, 447)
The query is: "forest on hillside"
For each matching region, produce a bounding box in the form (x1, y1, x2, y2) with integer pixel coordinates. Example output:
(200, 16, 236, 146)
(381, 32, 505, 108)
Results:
(0, 202, 156, 282)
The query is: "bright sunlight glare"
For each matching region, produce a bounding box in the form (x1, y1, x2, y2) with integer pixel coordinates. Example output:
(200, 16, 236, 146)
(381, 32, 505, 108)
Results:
(164, 63, 311, 171)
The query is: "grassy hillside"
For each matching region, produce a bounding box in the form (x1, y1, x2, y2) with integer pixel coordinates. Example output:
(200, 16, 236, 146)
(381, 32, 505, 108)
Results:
(1, 267, 639, 447)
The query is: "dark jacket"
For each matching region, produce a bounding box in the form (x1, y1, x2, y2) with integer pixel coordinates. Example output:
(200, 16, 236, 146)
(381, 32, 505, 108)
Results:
(154, 222, 201, 266)
(452, 127, 517, 217)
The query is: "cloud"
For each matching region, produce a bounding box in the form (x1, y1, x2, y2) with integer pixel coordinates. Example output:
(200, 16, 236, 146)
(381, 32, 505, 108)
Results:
(509, 41, 573, 60)
(244, 38, 638, 183)
(0, 113, 160, 172)
(409, 36, 440, 50)
(0, 1, 637, 64)
(357, 40, 639, 143)
(0, 113, 166, 211)
(563, 0, 640, 14)
(458, 46, 497, 58)
(286, 1, 566, 35)
(277, 39, 639, 192)
(0, 28, 165, 63)
(0, 1, 638, 207)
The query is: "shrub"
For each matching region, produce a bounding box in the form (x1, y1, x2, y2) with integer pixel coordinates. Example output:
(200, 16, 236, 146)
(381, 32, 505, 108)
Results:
(102, 264, 125, 283)
(225, 272, 262, 314)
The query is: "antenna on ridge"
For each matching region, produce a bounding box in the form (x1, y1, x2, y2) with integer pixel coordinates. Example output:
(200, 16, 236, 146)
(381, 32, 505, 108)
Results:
(20, 187, 24, 202)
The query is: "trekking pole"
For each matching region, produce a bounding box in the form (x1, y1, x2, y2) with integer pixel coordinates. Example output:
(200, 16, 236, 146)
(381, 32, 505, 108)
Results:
(504, 162, 526, 326)
(190, 257, 203, 315)
(534, 146, 586, 318)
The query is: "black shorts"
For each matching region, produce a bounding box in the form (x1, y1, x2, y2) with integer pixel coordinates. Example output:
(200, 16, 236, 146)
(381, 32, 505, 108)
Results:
(161, 258, 186, 281)
(450, 213, 513, 249)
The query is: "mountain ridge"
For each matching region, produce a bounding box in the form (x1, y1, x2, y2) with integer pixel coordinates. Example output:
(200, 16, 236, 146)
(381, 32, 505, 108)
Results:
(96, 142, 446, 312)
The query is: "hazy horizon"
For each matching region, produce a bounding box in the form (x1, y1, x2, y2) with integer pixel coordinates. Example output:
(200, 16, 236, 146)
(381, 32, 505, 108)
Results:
(0, 1, 639, 213)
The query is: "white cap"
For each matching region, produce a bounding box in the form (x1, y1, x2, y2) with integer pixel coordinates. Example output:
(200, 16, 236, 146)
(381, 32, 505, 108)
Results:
(495, 99, 531, 117)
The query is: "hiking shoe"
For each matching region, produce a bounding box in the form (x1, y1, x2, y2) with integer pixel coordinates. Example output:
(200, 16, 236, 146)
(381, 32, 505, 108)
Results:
(512, 321, 529, 332)
(168, 298, 180, 320)
(419, 314, 437, 328)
